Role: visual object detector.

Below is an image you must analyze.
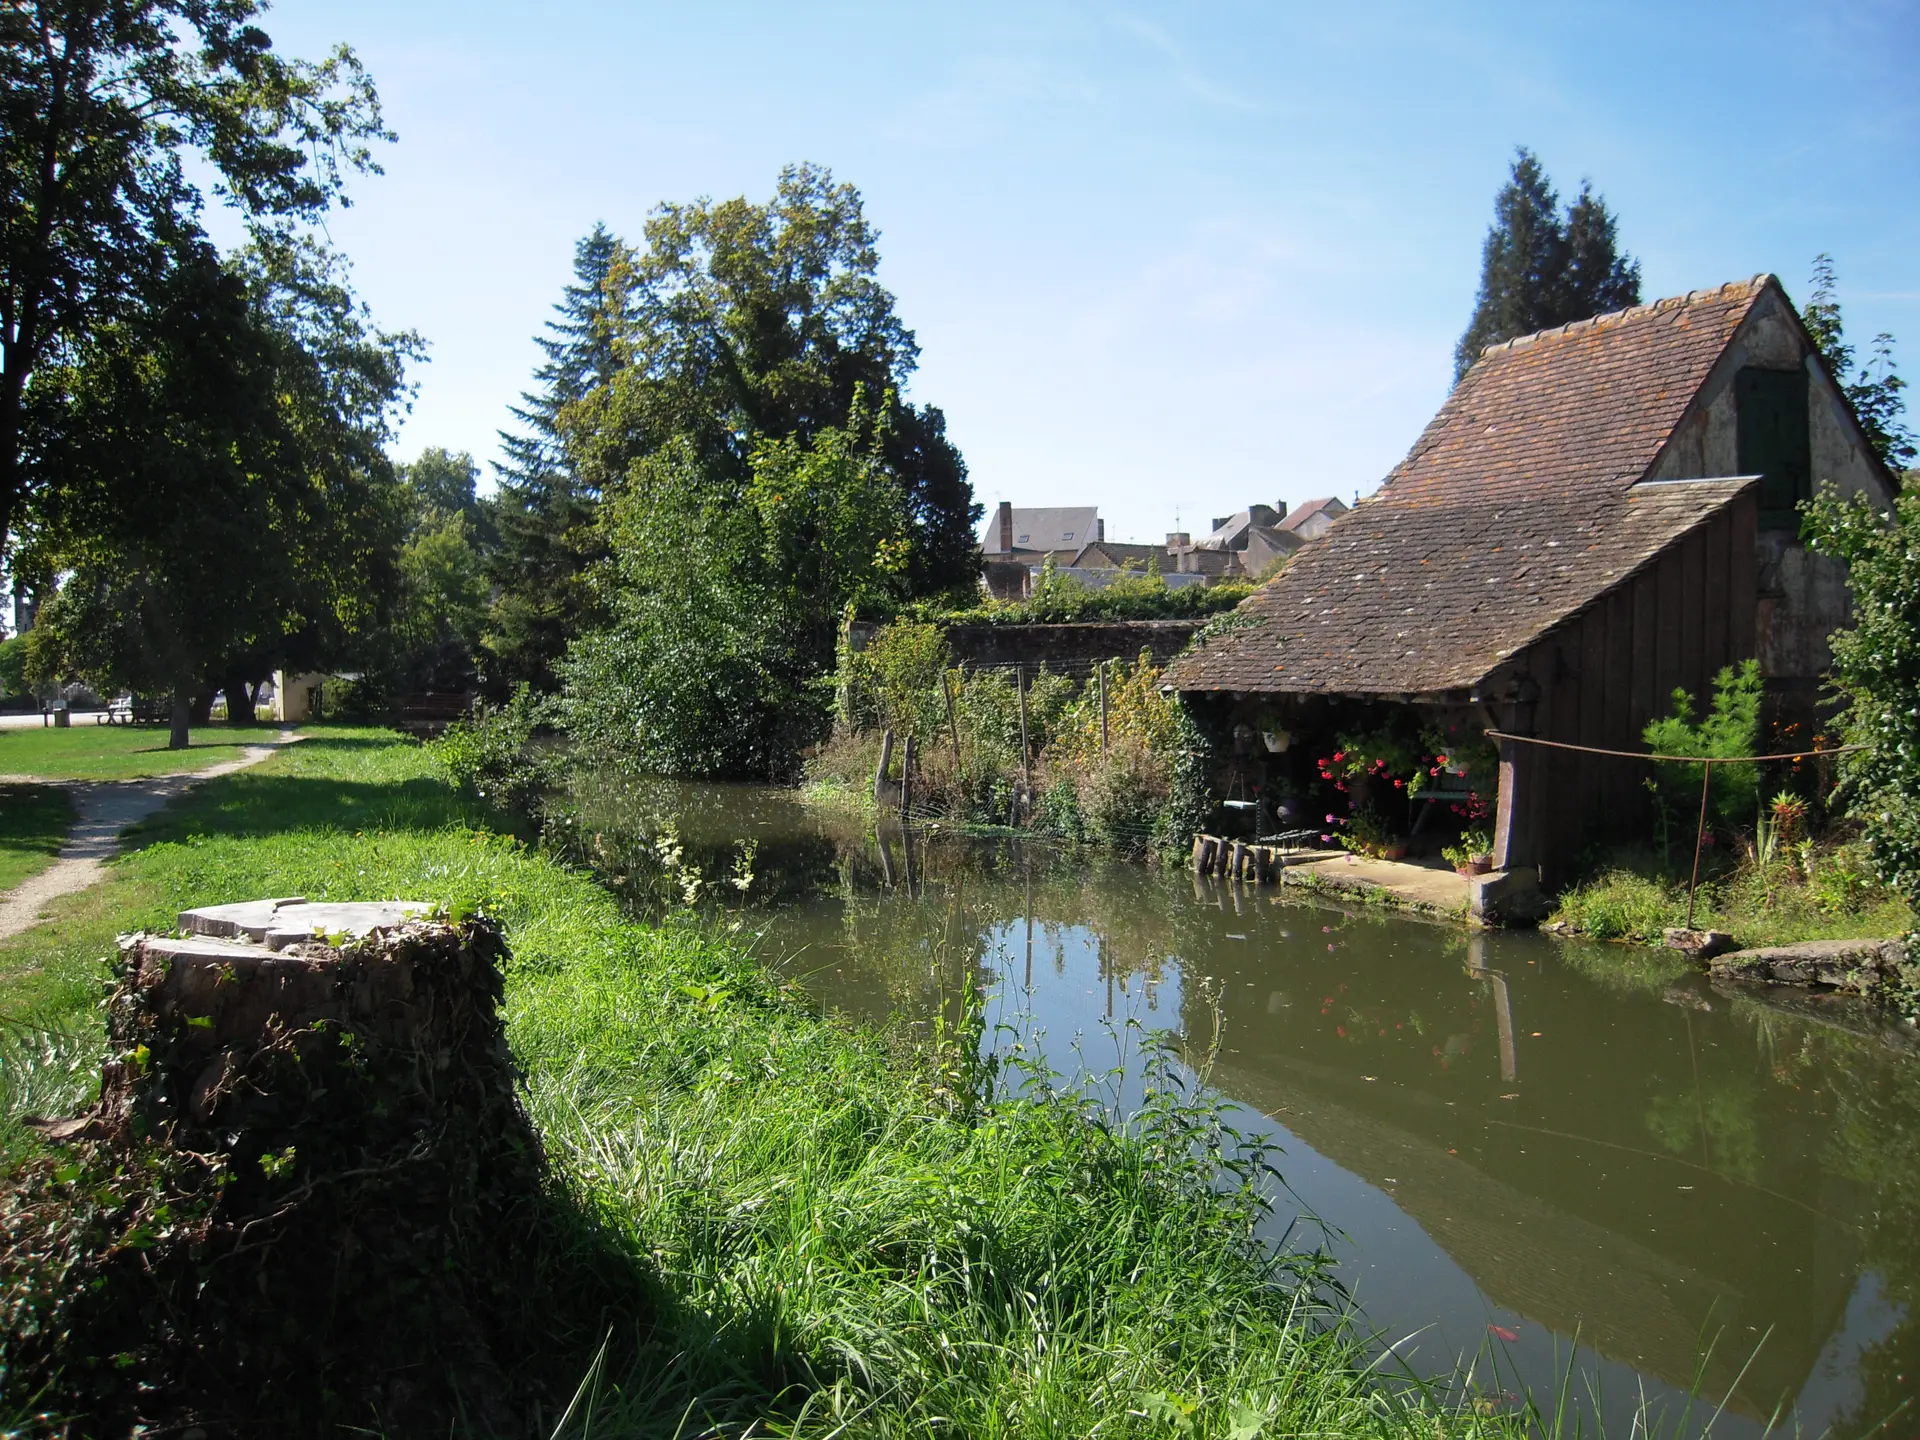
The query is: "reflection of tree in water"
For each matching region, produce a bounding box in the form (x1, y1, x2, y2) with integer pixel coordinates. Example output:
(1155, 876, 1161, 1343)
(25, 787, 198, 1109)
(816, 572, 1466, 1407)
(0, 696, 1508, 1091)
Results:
(1757, 1011, 1920, 1437)
(1644, 1085, 1765, 1182)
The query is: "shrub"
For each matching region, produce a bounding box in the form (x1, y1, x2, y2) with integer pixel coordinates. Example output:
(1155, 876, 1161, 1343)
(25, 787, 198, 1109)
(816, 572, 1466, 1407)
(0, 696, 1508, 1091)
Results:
(430, 685, 552, 815)
(1644, 659, 1764, 835)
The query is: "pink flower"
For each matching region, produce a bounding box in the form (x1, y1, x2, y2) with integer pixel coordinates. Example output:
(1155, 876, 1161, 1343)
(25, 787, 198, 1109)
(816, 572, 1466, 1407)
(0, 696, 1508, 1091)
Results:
(1326, 814, 1336, 823)
(1333, 751, 1344, 762)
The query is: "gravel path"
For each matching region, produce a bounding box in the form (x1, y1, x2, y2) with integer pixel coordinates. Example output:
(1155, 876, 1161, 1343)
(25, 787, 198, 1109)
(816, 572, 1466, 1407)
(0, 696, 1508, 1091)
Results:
(0, 733, 302, 942)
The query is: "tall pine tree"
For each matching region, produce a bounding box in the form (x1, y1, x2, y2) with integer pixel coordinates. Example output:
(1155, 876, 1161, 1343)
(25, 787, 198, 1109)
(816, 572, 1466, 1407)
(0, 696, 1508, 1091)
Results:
(483, 224, 630, 691)
(1454, 149, 1641, 380)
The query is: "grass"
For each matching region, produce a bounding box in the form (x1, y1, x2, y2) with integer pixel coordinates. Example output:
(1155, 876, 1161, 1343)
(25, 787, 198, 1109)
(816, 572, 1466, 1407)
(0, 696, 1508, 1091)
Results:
(0, 722, 286, 780)
(1549, 839, 1914, 947)
(0, 725, 1522, 1437)
(0, 783, 72, 892)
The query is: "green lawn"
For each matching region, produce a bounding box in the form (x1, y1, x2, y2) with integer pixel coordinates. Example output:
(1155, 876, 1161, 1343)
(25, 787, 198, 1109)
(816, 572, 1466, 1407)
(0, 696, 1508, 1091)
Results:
(0, 725, 1517, 1437)
(0, 722, 286, 781)
(0, 783, 73, 893)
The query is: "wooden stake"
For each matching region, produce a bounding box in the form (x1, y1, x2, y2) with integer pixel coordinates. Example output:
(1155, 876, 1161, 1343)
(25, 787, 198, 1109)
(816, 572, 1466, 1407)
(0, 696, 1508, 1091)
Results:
(1192, 834, 1211, 873)
(1098, 662, 1110, 754)
(1686, 759, 1712, 930)
(874, 729, 895, 807)
(942, 671, 962, 767)
(1016, 665, 1032, 799)
(900, 733, 916, 822)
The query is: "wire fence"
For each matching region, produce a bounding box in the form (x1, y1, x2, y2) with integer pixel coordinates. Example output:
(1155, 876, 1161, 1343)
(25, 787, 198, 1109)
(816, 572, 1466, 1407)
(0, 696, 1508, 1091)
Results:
(1483, 728, 1864, 928)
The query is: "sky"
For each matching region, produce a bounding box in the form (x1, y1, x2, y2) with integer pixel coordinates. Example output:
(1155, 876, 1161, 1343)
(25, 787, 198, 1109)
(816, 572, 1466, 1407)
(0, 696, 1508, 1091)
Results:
(243, 0, 1919, 545)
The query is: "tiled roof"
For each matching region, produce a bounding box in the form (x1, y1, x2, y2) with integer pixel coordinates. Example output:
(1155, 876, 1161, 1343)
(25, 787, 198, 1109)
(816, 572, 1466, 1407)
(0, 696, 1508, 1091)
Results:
(1075, 540, 1164, 569)
(1277, 497, 1345, 534)
(1169, 277, 1773, 695)
(984, 506, 1098, 553)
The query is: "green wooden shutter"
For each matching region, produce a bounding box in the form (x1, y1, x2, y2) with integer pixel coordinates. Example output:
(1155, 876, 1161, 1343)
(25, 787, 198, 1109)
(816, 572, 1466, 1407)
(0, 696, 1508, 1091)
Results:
(1736, 366, 1811, 530)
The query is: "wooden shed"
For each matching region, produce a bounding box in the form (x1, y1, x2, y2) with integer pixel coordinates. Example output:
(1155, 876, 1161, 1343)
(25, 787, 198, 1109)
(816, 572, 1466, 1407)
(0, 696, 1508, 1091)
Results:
(1167, 276, 1897, 887)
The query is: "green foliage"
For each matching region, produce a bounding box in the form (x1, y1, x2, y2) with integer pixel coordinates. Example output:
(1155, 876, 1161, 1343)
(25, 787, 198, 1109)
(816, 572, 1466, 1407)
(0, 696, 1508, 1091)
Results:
(1643, 660, 1764, 835)
(429, 685, 554, 816)
(1454, 147, 1641, 380)
(1801, 254, 1914, 473)
(0, 636, 25, 697)
(0, 0, 392, 558)
(484, 226, 624, 692)
(928, 569, 1252, 625)
(20, 239, 416, 745)
(842, 620, 951, 741)
(1806, 483, 1920, 905)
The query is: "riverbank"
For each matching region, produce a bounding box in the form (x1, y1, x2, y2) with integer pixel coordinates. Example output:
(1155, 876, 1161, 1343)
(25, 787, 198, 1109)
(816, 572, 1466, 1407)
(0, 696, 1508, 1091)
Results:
(0, 726, 1515, 1436)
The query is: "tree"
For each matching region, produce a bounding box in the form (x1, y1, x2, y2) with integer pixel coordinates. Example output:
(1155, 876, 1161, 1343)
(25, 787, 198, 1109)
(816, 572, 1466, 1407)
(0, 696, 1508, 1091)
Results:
(1454, 148, 1641, 379)
(563, 399, 913, 778)
(1801, 255, 1915, 474)
(23, 239, 414, 747)
(1805, 485, 1920, 928)
(482, 225, 626, 691)
(0, 0, 390, 562)
(575, 164, 979, 597)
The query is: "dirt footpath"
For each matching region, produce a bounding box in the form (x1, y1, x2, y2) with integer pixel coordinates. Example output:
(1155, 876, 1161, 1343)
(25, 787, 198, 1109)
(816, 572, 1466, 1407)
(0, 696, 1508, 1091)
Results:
(0, 734, 302, 942)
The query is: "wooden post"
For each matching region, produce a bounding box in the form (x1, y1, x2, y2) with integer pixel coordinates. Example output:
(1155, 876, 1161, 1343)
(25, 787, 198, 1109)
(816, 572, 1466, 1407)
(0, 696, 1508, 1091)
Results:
(1685, 759, 1713, 930)
(1098, 662, 1110, 754)
(942, 671, 962, 767)
(900, 734, 916, 822)
(874, 728, 895, 807)
(1016, 665, 1032, 799)
(1192, 834, 1211, 873)
(1229, 840, 1246, 880)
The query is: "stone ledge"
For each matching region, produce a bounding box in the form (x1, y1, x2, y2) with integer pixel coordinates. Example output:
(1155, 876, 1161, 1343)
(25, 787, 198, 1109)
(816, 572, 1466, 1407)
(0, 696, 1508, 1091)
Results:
(1708, 937, 1908, 993)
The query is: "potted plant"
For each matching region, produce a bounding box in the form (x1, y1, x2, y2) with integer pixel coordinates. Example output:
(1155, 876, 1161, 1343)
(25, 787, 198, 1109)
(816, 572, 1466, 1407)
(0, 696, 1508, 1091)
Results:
(1443, 829, 1494, 876)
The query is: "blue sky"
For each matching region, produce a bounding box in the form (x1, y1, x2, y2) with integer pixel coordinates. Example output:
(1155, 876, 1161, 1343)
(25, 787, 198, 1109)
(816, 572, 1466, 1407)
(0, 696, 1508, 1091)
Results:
(252, 0, 1918, 544)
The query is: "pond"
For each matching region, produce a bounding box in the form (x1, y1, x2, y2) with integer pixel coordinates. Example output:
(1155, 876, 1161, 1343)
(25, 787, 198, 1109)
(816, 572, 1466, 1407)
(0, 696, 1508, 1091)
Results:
(568, 777, 1919, 1438)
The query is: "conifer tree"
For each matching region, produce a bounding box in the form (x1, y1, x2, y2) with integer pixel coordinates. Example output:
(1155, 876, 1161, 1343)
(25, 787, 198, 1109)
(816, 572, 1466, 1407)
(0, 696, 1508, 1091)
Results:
(483, 224, 629, 691)
(1454, 149, 1641, 380)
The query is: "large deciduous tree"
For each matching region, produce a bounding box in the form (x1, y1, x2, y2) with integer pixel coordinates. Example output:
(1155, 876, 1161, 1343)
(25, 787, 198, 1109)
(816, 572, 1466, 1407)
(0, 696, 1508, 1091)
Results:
(576, 164, 979, 599)
(1453, 148, 1641, 380)
(0, 0, 390, 563)
(23, 238, 415, 746)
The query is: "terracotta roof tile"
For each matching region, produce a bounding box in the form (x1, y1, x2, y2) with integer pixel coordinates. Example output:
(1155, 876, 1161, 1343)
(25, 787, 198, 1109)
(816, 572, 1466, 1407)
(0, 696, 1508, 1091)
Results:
(1168, 278, 1772, 695)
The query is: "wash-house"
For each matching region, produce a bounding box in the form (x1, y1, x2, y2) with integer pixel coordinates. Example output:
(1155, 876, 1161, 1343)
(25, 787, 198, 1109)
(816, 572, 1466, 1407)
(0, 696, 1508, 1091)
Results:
(1167, 276, 1897, 892)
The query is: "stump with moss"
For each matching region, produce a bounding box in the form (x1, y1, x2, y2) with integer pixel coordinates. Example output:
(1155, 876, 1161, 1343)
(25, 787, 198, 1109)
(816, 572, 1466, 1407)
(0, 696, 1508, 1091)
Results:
(0, 903, 626, 1436)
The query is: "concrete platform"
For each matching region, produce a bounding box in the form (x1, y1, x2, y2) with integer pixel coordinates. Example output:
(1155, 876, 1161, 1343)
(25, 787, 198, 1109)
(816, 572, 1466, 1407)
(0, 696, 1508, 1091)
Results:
(1279, 852, 1546, 924)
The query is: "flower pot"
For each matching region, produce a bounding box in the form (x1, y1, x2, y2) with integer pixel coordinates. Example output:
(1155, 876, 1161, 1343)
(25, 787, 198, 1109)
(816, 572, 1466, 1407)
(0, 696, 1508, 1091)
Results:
(1467, 855, 1493, 876)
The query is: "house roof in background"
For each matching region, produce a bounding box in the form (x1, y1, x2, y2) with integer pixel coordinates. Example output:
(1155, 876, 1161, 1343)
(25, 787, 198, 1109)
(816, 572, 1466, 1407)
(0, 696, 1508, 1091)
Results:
(1276, 497, 1347, 534)
(1074, 540, 1164, 569)
(986, 506, 1099, 553)
(1169, 277, 1778, 696)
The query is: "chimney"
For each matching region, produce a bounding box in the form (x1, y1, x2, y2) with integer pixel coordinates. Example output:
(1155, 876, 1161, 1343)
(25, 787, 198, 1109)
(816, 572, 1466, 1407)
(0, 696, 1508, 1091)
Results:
(995, 500, 1013, 554)
(1210, 517, 1228, 533)
(1166, 532, 1190, 548)
(1096, 517, 1105, 542)
(1275, 500, 1288, 519)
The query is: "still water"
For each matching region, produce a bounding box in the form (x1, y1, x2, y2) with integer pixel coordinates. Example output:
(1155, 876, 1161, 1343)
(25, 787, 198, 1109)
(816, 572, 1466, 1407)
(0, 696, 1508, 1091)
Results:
(573, 778, 1919, 1438)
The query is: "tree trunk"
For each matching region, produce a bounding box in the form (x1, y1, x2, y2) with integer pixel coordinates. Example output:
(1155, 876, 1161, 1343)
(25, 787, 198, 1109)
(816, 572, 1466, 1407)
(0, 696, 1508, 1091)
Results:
(221, 666, 256, 725)
(169, 690, 191, 750)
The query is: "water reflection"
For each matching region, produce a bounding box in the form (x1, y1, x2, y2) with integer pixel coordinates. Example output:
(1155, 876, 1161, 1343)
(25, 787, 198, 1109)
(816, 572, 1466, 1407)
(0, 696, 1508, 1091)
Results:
(567, 777, 1919, 1438)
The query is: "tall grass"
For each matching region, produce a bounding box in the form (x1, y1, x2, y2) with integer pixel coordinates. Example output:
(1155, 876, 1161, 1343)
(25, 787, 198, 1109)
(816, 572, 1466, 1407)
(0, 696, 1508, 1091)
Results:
(0, 727, 1526, 1436)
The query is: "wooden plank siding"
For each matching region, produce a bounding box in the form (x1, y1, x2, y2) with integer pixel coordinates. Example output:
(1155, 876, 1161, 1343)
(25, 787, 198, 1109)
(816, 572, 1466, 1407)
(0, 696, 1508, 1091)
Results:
(1500, 494, 1756, 885)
